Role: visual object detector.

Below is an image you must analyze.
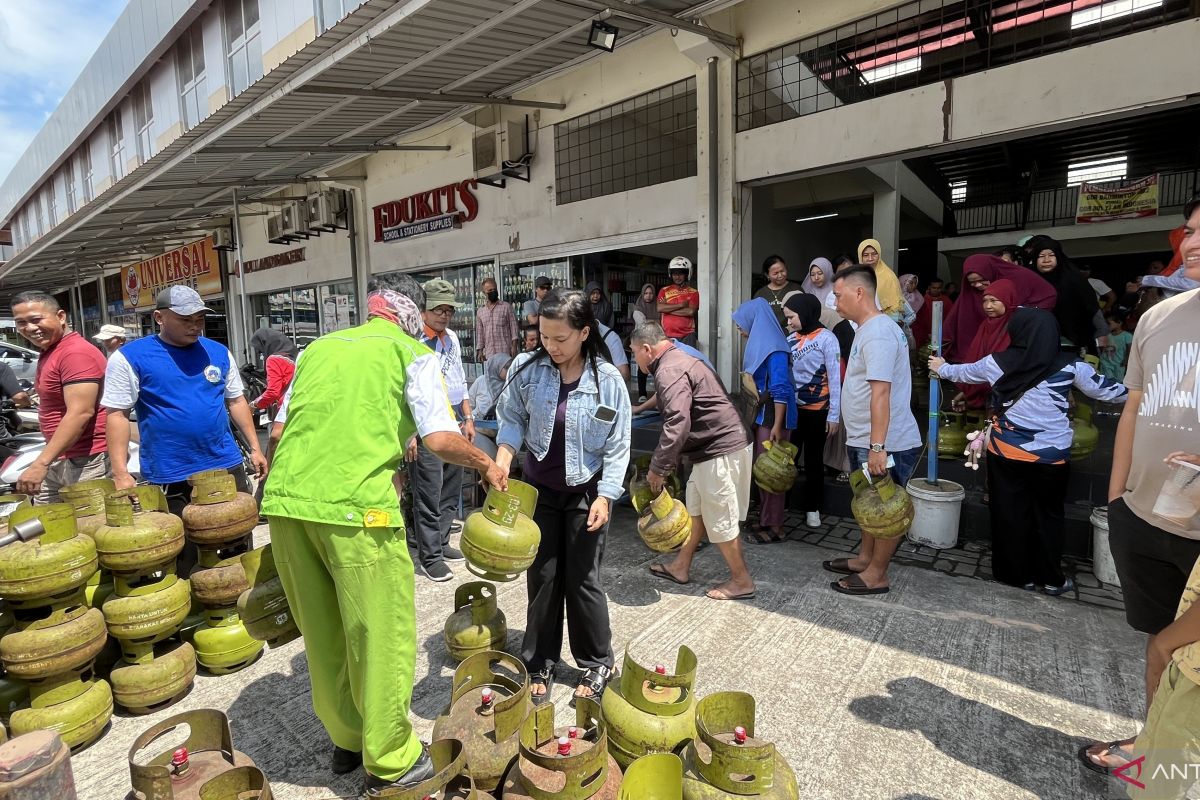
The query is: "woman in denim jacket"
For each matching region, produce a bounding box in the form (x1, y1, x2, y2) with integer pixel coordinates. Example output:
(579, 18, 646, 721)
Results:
(495, 290, 631, 705)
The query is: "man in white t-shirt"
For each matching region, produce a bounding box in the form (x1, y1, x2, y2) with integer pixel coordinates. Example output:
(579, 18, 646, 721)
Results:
(597, 322, 630, 380)
(827, 266, 922, 597)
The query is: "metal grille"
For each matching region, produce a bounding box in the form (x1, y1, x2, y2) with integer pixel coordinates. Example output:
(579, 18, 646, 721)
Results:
(736, 0, 1193, 132)
(555, 78, 697, 205)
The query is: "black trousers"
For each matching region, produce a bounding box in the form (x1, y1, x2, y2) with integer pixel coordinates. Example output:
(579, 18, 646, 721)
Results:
(522, 481, 614, 673)
(790, 408, 828, 513)
(408, 442, 463, 568)
(637, 370, 649, 398)
(986, 456, 1069, 587)
(166, 465, 253, 576)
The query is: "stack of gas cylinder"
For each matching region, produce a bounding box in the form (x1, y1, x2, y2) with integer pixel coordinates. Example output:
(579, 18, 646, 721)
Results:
(183, 471, 264, 674)
(0, 502, 112, 749)
(237, 544, 299, 648)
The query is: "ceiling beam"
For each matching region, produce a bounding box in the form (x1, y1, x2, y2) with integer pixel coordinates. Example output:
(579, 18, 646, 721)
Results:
(563, 0, 739, 48)
(199, 144, 449, 154)
(145, 175, 363, 191)
(291, 85, 565, 110)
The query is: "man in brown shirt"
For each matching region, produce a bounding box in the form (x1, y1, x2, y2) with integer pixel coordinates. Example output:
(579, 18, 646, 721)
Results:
(632, 322, 755, 601)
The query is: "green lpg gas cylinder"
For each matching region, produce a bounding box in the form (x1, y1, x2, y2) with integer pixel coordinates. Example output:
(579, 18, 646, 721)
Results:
(601, 646, 698, 769)
(192, 607, 263, 675)
(500, 697, 622, 800)
(462, 481, 540, 583)
(752, 440, 798, 495)
(936, 411, 968, 459)
(182, 473, 258, 547)
(849, 470, 914, 540)
(59, 479, 115, 538)
(9, 678, 112, 750)
(0, 607, 106, 683)
(636, 490, 691, 554)
(196, 766, 273, 800)
(433, 650, 532, 792)
(619, 753, 685, 800)
(101, 575, 192, 650)
(126, 709, 257, 800)
(94, 488, 183, 579)
(626, 457, 681, 516)
(191, 556, 250, 607)
(237, 546, 298, 647)
(0, 504, 96, 609)
(371, 739, 495, 800)
(444, 582, 507, 662)
(110, 641, 196, 715)
(681, 692, 797, 800)
(1070, 404, 1099, 459)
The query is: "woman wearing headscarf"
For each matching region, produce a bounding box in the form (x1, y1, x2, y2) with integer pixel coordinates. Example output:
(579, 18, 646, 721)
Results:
(900, 274, 924, 314)
(802, 257, 835, 308)
(631, 283, 660, 402)
(1026, 235, 1108, 355)
(909, 277, 954, 348)
(586, 281, 615, 327)
(929, 309, 1127, 593)
(469, 354, 512, 421)
(249, 328, 299, 413)
(782, 293, 841, 528)
(857, 239, 909, 323)
(733, 298, 796, 543)
(951, 279, 1017, 411)
(942, 253, 1056, 361)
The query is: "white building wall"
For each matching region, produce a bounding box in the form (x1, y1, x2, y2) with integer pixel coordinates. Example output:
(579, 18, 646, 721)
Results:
(238, 208, 355, 294)
(201, 8, 230, 114)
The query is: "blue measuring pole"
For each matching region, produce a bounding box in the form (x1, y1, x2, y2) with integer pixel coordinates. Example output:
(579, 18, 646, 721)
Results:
(926, 301, 943, 485)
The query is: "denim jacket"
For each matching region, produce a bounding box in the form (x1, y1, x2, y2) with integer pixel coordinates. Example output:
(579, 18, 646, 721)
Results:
(496, 353, 632, 500)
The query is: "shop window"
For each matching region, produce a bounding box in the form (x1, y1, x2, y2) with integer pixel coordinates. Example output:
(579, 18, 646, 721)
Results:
(224, 0, 263, 96)
(317, 0, 361, 31)
(736, 0, 1189, 132)
(133, 81, 154, 163)
(318, 282, 358, 334)
(46, 186, 57, 228)
(249, 282, 358, 352)
(176, 24, 208, 130)
(554, 78, 697, 205)
(1067, 155, 1127, 187)
(79, 147, 94, 203)
(12, 216, 24, 251)
(34, 194, 48, 237)
(950, 180, 967, 204)
(109, 112, 127, 181)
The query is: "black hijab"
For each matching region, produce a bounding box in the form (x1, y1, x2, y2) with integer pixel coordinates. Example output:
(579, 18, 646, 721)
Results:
(992, 308, 1072, 411)
(585, 280, 614, 327)
(1025, 235, 1100, 352)
(250, 328, 299, 361)
(784, 292, 823, 334)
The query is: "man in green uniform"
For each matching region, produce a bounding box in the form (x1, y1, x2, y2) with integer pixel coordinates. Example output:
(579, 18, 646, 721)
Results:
(262, 275, 506, 794)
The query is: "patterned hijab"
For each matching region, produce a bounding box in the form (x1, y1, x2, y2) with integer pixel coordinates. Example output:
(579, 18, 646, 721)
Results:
(367, 289, 422, 337)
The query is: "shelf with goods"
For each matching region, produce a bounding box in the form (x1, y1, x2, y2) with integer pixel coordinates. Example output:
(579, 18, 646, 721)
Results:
(590, 256, 674, 341)
(411, 261, 492, 383)
(502, 258, 576, 330)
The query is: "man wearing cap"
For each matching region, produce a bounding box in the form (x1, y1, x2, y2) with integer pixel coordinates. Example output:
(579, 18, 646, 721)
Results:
(522, 276, 552, 327)
(408, 278, 474, 582)
(92, 324, 128, 357)
(10, 290, 109, 501)
(102, 286, 268, 517)
(657, 256, 701, 347)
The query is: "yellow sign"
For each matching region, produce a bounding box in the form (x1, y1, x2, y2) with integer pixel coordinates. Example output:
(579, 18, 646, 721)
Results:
(1076, 174, 1159, 224)
(122, 237, 223, 311)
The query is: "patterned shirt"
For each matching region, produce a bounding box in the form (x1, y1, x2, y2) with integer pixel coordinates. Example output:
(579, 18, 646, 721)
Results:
(657, 284, 699, 339)
(421, 325, 468, 406)
(789, 328, 842, 419)
(475, 300, 518, 360)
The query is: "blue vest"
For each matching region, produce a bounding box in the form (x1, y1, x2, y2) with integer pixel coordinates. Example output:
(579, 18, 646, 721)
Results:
(120, 335, 242, 484)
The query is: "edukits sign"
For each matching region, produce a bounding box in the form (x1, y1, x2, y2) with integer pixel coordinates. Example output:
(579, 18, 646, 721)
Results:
(122, 237, 222, 311)
(373, 179, 479, 243)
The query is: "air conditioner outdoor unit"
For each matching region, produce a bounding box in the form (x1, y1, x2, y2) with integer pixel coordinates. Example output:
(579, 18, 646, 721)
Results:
(473, 119, 527, 178)
(280, 201, 310, 239)
(307, 190, 347, 233)
(212, 226, 235, 251)
(267, 214, 291, 245)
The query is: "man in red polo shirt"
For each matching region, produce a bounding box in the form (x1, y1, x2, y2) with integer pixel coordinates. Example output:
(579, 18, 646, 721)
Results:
(657, 256, 701, 347)
(11, 291, 109, 501)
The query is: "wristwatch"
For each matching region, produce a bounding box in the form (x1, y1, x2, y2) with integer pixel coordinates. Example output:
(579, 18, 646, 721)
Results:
(870, 443, 886, 453)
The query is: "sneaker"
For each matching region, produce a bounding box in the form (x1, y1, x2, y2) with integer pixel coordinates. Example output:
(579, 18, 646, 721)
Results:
(805, 512, 821, 528)
(443, 544, 465, 563)
(1022, 583, 1036, 591)
(330, 746, 362, 775)
(419, 561, 453, 582)
(365, 749, 435, 796)
(637, 395, 648, 404)
(1041, 577, 1075, 597)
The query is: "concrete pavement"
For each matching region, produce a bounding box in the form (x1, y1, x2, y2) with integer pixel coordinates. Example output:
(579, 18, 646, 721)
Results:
(71, 507, 1147, 799)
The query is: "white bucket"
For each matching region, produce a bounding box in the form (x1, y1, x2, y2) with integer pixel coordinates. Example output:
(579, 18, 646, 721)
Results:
(1090, 507, 1121, 588)
(906, 479, 966, 550)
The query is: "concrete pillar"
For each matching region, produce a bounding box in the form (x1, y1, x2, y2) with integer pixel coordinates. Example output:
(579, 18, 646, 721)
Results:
(872, 171, 902, 268)
(97, 273, 109, 325)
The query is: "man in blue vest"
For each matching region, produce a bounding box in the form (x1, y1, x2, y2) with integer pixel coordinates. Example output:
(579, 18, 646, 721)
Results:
(102, 286, 268, 519)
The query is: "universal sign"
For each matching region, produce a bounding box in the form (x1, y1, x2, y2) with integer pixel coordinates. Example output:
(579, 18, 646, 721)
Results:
(372, 179, 479, 243)
(122, 237, 222, 311)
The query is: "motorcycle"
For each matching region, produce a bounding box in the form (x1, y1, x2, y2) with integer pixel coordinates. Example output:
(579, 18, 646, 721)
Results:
(240, 363, 272, 428)
(0, 401, 142, 492)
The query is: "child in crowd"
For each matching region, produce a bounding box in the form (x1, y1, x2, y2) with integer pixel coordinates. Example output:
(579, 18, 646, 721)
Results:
(1099, 311, 1134, 383)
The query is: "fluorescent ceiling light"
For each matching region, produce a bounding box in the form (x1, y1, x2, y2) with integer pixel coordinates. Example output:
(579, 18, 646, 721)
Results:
(795, 212, 839, 223)
(1071, 0, 1161, 29)
(1067, 155, 1127, 187)
(950, 180, 967, 204)
(860, 56, 922, 84)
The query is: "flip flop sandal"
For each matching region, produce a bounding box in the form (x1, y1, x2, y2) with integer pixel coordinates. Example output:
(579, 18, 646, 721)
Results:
(571, 666, 614, 707)
(705, 587, 756, 601)
(649, 563, 690, 585)
(530, 667, 555, 707)
(745, 528, 787, 545)
(822, 558, 862, 575)
(695, 539, 710, 552)
(830, 574, 890, 595)
(1078, 739, 1136, 776)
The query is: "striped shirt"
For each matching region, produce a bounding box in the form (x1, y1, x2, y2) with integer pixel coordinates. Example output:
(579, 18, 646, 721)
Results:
(938, 356, 1128, 464)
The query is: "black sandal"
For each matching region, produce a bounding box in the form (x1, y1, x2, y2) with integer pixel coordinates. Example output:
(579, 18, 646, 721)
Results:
(530, 667, 555, 706)
(572, 666, 614, 705)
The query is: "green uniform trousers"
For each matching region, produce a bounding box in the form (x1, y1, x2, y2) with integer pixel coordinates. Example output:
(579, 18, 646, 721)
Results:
(268, 516, 421, 781)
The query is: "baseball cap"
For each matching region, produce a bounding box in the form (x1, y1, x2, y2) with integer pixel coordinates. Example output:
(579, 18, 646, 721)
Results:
(155, 286, 214, 315)
(668, 256, 692, 273)
(93, 324, 128, 342)
(422, 278, 461, 309)
(535, 275, 552, 288)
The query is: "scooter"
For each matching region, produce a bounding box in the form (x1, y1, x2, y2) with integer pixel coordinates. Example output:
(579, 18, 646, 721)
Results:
(0, 436, 141, 493)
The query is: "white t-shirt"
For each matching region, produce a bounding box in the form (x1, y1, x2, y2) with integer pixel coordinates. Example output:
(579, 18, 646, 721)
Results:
(102, 346, 244, 409)
(840, 314, 922, 451)
(1088, 277, 1113, 297)
(598, 323, 628, 370)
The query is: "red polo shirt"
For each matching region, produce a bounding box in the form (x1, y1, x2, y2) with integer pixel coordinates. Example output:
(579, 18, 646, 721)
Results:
(35, 332, 107, 459)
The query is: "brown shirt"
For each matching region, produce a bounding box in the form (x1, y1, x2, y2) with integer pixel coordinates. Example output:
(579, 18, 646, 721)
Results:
(650, 345, 749, 475)
(1122, 288, 1200, 540)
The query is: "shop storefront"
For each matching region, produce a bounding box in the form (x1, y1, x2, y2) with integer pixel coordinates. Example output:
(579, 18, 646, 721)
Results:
(117, 236, 230, 346)
(248, 281, 358, 349)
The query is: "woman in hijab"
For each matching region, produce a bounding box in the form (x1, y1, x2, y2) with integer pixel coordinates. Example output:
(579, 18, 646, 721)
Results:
(586, 281, 614, 327)
(900, 274, 924, 314)
(857, 239, 907, 323)
(1026, 235, 1107, 355)
(929, 309, 1127, 593)
(910, 277, 954, 349)
(249, 328, 299, 414)
(782, 293, 841, 529)
(942, 253, 1056, 361)
(631, 283, 660, 402)
(951, 279, 1017, 411)
(732, 297, 796, 543)
(802, 257, 835, 308)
